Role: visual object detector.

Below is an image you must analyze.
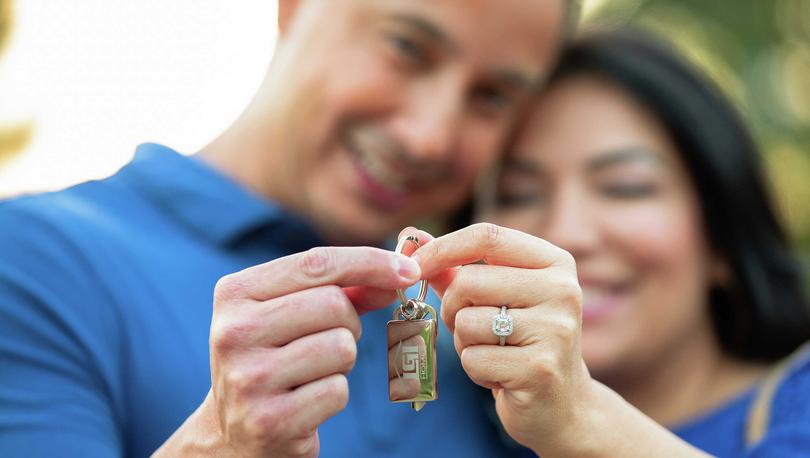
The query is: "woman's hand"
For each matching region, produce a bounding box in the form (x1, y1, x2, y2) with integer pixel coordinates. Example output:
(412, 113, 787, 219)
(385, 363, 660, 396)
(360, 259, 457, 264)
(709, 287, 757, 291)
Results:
(403, 223, 595, 454)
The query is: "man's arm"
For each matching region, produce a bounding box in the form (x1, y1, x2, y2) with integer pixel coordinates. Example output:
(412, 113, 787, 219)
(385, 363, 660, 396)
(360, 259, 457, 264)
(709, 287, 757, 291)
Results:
(0, 206, 123, 457)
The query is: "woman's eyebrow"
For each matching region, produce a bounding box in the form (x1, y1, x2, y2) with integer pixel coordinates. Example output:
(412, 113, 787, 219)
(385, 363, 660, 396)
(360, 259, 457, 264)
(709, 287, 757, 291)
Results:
(501, 157, 542, 176)
(586, 148, 664, 172)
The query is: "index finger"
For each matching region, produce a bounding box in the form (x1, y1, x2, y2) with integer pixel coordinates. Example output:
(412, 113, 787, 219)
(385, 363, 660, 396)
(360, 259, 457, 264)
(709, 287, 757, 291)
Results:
(218, 246, 422, 302)
(411, 223, 571, 280)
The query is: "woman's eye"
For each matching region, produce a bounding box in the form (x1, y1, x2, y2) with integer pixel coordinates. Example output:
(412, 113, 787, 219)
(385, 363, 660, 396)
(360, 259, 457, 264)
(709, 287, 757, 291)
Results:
(600, 184, 657, 199)
(495, 193, 541, 207)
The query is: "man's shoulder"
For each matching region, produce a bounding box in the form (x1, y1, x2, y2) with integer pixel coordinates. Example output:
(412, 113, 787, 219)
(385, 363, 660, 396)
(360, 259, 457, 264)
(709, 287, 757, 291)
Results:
(4, 176, 125, 225)
(0, 183, 132, 345)
(0, 174, 147, 246)
(0, 177, 148, 283)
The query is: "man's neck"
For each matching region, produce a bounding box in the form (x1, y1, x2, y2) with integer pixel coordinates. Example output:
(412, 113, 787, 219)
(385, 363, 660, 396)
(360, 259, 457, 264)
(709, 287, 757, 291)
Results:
(198, 134, 388, 248)
(198, 120, 279, 197)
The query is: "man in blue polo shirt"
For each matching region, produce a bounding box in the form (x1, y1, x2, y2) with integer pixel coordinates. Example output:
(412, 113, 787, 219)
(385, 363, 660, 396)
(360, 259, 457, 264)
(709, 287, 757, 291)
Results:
(0, 1, 575, 456)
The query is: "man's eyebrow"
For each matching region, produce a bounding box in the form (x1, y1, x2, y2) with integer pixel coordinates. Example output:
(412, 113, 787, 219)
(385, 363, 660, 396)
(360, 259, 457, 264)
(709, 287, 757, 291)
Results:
(491, 69, 536, 91)
(388, 12, 458, 52)
(387, 12, 538, 89)
(587, 148, 664, 172)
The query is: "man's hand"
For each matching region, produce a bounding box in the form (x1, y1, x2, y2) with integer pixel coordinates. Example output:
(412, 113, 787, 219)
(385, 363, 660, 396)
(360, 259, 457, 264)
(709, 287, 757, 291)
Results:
(155, 246, 421, 457)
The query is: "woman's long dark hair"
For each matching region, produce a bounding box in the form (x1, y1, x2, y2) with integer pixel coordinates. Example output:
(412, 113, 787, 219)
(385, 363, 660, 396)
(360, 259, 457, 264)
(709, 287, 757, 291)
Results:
(469, 28, 810, 361)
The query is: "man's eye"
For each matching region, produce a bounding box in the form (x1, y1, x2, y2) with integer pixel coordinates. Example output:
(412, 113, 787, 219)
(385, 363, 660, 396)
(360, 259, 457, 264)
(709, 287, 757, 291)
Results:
(388, 34, 427, 64)
(472, 86, 513, 113)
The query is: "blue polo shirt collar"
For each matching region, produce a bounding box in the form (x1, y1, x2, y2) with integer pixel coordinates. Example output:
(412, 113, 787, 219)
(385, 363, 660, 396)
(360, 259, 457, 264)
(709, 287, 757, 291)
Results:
(118, 143, 321, 248)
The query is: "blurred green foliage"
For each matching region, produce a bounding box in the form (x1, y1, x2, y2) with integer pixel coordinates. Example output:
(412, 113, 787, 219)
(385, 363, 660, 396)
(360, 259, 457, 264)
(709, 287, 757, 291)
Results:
(583, 0, 810, 266)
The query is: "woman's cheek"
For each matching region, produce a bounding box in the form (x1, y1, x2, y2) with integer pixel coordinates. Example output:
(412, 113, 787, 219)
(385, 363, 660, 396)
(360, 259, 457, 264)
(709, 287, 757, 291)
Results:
(606, 202, 702, 271)
(489, 210, 539, 235)
(603, 203, 711, 348)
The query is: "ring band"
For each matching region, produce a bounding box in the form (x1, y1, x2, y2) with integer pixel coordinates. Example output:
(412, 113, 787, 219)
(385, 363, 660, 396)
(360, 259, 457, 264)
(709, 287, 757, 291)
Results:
(492, 305, 514, 346)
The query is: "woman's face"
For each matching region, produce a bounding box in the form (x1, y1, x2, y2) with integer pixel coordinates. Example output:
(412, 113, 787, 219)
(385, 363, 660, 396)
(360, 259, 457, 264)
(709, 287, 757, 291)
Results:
(485, 75, 720, 382)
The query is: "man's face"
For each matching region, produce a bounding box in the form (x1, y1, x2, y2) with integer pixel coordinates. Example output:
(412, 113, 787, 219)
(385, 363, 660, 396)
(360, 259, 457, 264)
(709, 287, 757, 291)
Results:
(265, 0, 565, 244)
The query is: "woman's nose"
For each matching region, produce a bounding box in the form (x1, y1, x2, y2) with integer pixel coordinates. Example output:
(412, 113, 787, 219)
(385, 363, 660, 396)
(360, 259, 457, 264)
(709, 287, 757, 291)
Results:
(541, 188, 601, 257)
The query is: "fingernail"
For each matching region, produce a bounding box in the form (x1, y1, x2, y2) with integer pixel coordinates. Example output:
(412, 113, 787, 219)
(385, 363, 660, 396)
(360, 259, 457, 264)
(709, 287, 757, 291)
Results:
(395, 255, 421, 281)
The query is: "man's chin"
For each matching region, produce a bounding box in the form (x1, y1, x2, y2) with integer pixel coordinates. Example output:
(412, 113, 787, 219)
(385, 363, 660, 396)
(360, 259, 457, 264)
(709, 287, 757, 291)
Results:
(311, 210, 401, 246)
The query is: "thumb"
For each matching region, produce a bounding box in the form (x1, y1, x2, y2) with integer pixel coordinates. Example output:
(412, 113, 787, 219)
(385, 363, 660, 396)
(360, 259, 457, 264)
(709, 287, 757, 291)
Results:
(343, 286, 398, 315)
(344, 227, 439, 315)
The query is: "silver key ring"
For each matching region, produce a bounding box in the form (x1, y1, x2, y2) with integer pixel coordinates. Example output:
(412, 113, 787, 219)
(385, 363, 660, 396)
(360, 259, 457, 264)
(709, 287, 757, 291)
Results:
(394, 235, 428, 317)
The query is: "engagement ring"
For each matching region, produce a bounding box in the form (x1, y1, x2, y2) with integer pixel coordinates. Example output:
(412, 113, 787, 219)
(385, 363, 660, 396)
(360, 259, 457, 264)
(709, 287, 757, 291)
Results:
(492, 305, 514, 346)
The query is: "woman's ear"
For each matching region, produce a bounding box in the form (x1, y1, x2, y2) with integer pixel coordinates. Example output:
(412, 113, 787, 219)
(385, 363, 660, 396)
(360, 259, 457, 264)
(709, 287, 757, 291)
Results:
(472, 161, 501, 221)
(278, 0, 304, 37)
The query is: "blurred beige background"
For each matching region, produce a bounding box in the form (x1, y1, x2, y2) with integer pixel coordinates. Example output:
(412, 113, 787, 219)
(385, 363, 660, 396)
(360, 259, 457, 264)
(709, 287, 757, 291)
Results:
(0, 0, 277, 196)
(1, 0, 808, 260)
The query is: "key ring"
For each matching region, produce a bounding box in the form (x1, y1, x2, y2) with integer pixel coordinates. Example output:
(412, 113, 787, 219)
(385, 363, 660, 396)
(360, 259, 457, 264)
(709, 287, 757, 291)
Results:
(395, 235, 428, 320)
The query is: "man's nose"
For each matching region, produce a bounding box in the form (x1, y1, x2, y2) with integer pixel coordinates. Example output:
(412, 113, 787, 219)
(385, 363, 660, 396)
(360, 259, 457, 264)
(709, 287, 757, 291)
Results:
(541, 188, 600, 257)
(389, 73, 465, 164)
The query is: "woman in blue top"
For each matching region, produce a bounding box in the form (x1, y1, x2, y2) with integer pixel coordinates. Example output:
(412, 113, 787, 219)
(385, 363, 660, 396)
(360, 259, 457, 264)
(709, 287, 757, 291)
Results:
(491, 27, 810, 456)
(403, 28, 810, 456)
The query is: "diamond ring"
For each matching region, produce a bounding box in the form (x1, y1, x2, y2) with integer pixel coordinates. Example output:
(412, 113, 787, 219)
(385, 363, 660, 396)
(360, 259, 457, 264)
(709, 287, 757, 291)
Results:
(492, 305, 514, 346)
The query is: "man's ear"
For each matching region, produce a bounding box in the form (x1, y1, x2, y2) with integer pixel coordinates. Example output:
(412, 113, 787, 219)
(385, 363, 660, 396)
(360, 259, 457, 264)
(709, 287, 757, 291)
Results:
(278, 0, 304, 37)
(711, 253, 731, 288)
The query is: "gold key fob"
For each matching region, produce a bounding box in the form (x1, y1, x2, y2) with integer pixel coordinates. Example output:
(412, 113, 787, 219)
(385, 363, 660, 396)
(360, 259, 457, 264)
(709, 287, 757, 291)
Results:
(388, 235, 438, 412)
(387, 299, 438, 411)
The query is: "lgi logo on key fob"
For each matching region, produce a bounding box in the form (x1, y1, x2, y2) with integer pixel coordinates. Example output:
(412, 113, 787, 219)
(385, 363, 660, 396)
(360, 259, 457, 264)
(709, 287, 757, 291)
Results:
(387, 235, 438, 412)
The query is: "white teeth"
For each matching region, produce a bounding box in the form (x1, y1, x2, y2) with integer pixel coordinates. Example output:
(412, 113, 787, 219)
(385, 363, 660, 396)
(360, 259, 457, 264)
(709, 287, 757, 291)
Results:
(581, 287, 612, 305)
(357, 148, 406, 192)
(582, 287, 609, 298)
